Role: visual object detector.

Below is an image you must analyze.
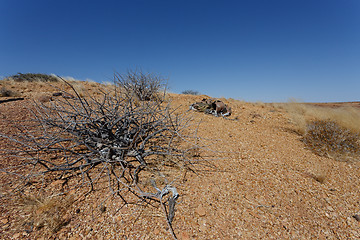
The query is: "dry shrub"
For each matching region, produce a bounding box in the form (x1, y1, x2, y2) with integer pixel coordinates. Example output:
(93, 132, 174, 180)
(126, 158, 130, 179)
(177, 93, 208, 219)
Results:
(115, 70, 167, 101)
(0, 73, 203, 238)
(302, 120, 360, 161)
(18, 193, 74, 233)
(182, 90, 200, 95)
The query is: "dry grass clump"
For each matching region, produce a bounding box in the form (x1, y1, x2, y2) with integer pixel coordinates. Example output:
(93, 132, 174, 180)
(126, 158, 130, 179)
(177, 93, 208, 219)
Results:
(18, 193, 74, 234)
(279, 102, 308, 135)
(302, 120, 360, 161)
(0, 87, 20, 97)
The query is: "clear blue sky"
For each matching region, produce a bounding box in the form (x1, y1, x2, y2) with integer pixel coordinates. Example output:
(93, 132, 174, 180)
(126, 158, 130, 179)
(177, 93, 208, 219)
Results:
(1, 0, 359, 102)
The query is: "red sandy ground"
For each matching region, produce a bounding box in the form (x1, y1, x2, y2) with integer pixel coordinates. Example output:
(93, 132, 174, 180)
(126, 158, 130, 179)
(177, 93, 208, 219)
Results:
(0, 80, 360, 239)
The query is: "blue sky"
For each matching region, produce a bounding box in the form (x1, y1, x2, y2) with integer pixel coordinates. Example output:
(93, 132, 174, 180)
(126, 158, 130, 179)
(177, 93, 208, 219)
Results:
(1, 0, 359, 102)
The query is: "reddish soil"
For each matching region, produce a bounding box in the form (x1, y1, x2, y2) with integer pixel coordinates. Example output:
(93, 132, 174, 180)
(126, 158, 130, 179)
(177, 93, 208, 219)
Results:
(1, 80, 360, 239)
(307, 101, 360, 109)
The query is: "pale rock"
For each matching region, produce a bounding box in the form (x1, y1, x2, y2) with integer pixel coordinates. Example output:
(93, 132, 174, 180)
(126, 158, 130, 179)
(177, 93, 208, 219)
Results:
(180, 231, 190, 240)
(1, 218, 8, 224)
(195, 206, 206, 216)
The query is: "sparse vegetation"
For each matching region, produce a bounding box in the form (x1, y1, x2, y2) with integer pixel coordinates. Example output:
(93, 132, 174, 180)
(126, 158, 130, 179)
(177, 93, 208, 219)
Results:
(2, 80, 360, 239)
(282, 102, 360, 161)
(5, 73, 59, 82)
(182, 90, 200, 95)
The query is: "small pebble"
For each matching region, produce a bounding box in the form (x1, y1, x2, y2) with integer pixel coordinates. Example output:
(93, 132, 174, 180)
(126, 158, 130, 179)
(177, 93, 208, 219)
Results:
(352, 215, 360, 222)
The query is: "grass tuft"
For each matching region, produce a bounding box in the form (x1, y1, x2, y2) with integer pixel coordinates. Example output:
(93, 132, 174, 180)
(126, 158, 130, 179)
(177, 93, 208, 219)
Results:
(18, 193, 74, 233)
(0, 87, 20, 97)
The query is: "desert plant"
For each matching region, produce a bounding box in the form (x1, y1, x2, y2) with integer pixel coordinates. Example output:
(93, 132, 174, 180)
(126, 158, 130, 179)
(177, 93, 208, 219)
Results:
(0, 76, 203, 239)
(182, 90, 200, 95)
(114, 69, 167, 101)
(5, 73, 59, 82)
(302, 120, 360, 161)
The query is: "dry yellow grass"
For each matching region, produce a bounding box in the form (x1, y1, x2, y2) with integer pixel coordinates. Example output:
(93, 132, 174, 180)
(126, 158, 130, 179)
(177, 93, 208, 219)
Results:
(280, 101, 360, 133)
(0, 87, 20, 97)
(17, 193, 75, 234)
(278, 101, 360, 161)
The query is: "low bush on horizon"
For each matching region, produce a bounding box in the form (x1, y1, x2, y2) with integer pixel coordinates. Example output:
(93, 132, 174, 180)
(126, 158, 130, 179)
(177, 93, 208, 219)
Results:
(4, 73, 59, 82)
(182, 90, 200, 95)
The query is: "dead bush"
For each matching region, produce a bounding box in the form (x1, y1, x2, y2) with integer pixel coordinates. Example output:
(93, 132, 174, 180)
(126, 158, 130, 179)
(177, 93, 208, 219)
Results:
(0, 74, 204, 239)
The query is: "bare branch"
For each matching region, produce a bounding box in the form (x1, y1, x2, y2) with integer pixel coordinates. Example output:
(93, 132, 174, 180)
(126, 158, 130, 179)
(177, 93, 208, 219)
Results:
(0, 72, 205, 238)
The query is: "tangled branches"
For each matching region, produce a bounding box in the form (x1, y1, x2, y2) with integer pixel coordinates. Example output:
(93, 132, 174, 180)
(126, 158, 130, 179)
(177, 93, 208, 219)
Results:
(0, 74, 199, 239)
(115, 69, 167, 101)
